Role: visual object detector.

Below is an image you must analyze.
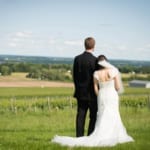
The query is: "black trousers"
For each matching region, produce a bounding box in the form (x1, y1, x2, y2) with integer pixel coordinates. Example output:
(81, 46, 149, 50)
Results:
(76, 99, 97, 137)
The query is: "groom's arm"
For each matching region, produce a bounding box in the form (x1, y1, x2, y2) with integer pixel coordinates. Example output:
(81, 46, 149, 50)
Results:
(73, 57, 78, 87)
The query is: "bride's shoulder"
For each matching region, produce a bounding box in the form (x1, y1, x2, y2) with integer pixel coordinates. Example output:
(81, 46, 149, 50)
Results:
(108, 67, 119, 78)
(93, 71, 100, 80)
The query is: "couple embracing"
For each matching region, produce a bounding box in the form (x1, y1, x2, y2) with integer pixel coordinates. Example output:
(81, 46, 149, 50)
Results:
(52, 37, 134, 147)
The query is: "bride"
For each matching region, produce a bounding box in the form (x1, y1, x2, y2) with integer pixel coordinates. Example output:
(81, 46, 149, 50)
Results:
(51, 55, 134, 147)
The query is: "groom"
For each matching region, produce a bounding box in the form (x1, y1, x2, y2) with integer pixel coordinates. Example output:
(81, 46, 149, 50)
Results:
(73, 37, 98, 137)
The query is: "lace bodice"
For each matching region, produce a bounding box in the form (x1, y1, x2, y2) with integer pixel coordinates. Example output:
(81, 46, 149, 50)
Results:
(98, 80, 115, 88)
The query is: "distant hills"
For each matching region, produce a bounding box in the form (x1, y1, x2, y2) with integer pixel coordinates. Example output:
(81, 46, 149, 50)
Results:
(0, 54, 149, 67)
(0, 55, 73, 64)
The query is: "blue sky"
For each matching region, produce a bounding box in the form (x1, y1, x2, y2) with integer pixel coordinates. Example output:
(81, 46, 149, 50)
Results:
(0, 0, 150, 60)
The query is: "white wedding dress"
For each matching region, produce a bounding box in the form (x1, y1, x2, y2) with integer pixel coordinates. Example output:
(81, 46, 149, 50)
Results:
(51, 69, 134, 147)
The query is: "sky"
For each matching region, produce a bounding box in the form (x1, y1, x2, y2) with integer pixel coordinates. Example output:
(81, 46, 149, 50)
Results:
(0, 0, 150, 61)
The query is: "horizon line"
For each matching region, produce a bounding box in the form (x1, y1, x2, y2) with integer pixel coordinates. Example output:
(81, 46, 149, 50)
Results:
(0, 53, 150, 62)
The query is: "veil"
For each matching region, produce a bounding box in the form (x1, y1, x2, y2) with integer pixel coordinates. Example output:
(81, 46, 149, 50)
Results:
(98, 60, 124, 94)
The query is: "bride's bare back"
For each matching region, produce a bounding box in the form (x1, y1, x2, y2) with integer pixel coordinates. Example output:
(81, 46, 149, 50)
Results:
(93, 68, 120, 96)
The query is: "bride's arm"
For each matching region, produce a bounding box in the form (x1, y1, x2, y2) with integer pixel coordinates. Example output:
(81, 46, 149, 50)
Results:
(109, 68, 123, 92)
(115, 72, 124, 94)
(114, 75, 120, 91)
(93, 78, 99, 96)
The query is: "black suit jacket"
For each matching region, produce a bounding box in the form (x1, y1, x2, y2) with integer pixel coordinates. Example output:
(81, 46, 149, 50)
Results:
(73, 51, 97, 101)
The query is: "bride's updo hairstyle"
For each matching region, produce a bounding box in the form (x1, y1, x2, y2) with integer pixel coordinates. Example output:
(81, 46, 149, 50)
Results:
(97, 55, 108, 70)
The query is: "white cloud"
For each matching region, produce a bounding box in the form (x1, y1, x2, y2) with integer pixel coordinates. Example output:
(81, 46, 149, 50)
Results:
(95, 42, 134, 60)
(1, 32, 150, 60)
(7, 31, 34, 48)
(8, 43, 17, 47)
(145, 44, 150, 49)
(48, 39, 56, 44)
(15, 31, 32, 38)
(64, 40, 82, 46)
(116, 45, 127, 50)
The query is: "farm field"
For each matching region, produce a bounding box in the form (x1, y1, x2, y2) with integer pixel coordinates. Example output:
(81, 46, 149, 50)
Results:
(0, 73, 73, 87)
(0, 86, 150, 150)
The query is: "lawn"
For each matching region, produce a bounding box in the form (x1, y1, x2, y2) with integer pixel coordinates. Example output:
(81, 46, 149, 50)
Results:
(0, 87, 150, 150)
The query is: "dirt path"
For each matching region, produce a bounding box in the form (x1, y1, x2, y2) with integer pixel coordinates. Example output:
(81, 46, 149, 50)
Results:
(0, 81, 74, 87)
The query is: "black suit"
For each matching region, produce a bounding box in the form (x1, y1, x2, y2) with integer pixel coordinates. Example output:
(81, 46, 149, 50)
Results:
(73, 51, 98, 137)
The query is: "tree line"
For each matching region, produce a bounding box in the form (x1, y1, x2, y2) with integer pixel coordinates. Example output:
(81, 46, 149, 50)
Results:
(0, 62, 149, 81)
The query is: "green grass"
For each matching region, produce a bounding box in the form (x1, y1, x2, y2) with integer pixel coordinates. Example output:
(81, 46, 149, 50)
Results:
(0, 87, 150, 149)
(0, 87, 149, 98)
(0, 87, 74, 98)
(0, 107, 150, 150)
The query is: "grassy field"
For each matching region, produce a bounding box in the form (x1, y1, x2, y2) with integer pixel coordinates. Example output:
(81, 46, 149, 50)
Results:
(0, 106, 150, 150)
(0, 73, 33, 81)
(0, 107, 149, 150)
(0, 86, 150, 150)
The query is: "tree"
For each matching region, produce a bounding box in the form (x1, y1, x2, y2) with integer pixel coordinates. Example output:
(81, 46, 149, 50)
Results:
(0, 66, 11, 75)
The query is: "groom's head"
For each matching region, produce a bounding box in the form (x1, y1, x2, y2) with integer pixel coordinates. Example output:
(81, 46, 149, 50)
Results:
(84, 37, 95, 51)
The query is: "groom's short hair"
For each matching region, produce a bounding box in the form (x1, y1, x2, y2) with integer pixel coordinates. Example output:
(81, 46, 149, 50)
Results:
(84, 37, 95, 50)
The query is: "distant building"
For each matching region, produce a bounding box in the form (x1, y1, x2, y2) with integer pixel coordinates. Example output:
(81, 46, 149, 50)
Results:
(129, 80, 150, 88)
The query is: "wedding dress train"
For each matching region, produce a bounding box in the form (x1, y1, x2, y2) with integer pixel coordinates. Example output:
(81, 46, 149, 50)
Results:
(51, 70, 134, 147)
